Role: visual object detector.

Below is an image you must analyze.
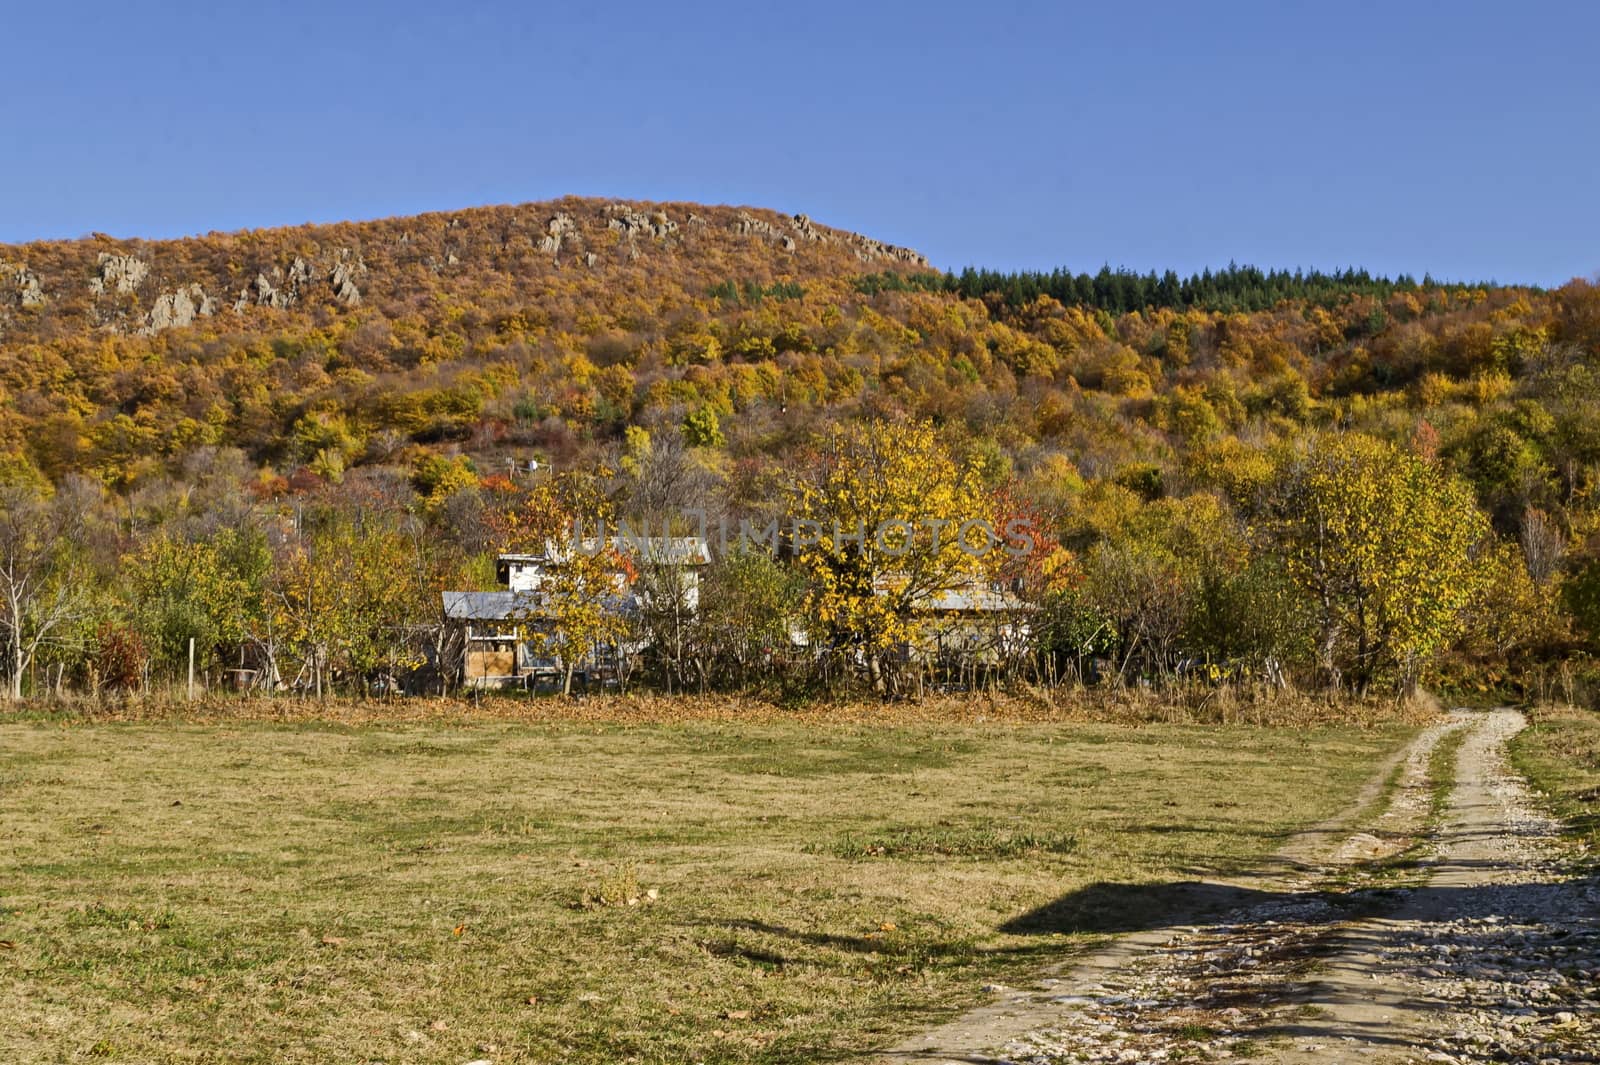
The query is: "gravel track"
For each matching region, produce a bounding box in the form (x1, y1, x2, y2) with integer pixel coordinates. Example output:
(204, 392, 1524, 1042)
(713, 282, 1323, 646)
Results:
(868, 709, 1599, 1065)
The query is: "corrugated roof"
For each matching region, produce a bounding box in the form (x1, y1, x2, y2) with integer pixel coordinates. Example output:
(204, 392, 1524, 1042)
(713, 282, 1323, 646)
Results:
(498, 536, 712, 568)
(442, 590, 545, 620)
(441, 589, 640, 620)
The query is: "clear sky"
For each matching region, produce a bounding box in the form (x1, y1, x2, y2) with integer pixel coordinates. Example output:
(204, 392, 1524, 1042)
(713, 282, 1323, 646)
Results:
(3, 1, 1596, 285)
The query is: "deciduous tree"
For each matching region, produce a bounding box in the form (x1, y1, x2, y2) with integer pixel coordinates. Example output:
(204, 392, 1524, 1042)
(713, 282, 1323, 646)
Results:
(1267, 433, 1491, 694)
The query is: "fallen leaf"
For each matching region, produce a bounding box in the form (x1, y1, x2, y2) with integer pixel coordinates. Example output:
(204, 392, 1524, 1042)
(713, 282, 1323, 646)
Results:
(722, 1009, 751, 1021)
(879, 921, 897, 932)
(319, 936, 347, 947)
(452, 923, 466, 936)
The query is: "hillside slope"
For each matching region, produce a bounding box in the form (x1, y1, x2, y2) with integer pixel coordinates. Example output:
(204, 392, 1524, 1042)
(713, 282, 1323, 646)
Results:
(0, 198, 934, 483)
(2, 197, 1600, 696)
(0, 198, 925, 341)
(0, 195, 1595, 540)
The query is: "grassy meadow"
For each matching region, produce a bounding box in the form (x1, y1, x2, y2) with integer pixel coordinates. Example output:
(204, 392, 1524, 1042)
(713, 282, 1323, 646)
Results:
(1511, 705, 1600, 854)
(0, 707, 1416, 1063)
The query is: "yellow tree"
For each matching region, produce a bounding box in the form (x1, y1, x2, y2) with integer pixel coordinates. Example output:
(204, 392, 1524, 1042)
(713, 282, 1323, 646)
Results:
(486, 470, 629, 695)
(791, 418, 994, 691)
(277, 517, 430, 696)
(1268, 433, 1491, 694)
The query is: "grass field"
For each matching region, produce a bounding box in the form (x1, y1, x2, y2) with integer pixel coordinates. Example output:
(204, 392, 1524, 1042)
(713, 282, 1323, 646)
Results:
(0, 711, 1416, 1064)
(1511, 704, 1600, 854)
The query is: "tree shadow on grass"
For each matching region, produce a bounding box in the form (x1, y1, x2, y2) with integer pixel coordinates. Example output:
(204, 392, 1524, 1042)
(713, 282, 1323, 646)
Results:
(998, 878, 1266, 935)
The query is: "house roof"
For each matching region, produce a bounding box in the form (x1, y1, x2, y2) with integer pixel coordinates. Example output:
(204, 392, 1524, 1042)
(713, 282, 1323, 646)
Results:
(497, 536, 711, 568)
(442, 590, 545, 621)
(441, 589, 639, 620)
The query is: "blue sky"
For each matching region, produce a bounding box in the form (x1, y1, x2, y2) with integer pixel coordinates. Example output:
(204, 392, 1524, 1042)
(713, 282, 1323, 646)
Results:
(3, 1, 1596, 285)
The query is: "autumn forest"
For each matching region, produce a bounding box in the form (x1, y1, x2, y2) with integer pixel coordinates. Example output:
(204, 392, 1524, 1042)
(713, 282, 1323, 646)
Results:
(2, 196, 1598, 702)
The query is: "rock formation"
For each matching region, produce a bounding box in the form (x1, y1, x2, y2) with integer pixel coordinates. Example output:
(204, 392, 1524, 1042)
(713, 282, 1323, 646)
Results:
(606, 204, 677, 239)
(2, 262, 44, 308)
(232, 248, 365, 311)
(142, 284, 217, 334)
(329, 250, 366, 306)
(732, 212, 797, 251)
(729, 210, 928, 266)
(89, 253, 150, 295)
(538, 213, 578, 255)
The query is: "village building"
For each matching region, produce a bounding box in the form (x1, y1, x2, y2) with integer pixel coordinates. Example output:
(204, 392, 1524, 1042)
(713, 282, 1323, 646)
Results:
(443, 536, 710, 689)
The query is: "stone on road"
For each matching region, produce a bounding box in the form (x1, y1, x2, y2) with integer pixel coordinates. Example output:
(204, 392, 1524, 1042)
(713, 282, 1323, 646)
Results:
(865, 709, 1599, 1065)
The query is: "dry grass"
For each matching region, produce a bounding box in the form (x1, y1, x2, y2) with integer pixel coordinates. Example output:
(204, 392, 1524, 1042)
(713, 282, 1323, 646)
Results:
(16, 682, 1426, 729)
(0, 707, 1417, 1063)
(1510, 704, 1600, 855)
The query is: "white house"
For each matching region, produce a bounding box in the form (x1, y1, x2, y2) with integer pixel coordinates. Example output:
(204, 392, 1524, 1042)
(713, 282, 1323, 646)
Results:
(444, 536, 711, 689)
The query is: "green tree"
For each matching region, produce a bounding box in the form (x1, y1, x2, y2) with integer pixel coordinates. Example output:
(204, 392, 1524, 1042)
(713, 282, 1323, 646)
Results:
(125, 527, 270, 681)
(278, 516, 430, 696)
(682, 406, 725, 448)
(698, 548, 802, 687)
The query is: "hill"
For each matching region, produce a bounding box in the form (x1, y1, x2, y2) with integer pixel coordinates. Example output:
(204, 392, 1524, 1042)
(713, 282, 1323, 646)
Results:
(1, 196, 1599, 698)
(0, 197, 927, 482)
(0, 195, 1590, 505)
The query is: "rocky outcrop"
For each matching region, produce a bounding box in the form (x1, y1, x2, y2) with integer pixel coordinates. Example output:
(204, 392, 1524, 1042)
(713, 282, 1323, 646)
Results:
(847, 234, 928, 267)
(329, 250, 365, 306)
(790, 214, 825, 243)
(142, 283, 217, 334)
(235, 271, 279, 311)
(538, 213, 578, 255)
(732, 212, 796, 252)
(232, 248, 365, 309)
(89, 253, 150, 296)
(728, 210, 929, 267)
(2, 262, 44, 308)
(424, 251, 461, 274)
(606, 204, 677, 239)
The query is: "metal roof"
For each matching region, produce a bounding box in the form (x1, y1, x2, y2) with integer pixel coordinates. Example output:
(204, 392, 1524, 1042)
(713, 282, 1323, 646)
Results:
(497, 536, 711, 568)
(441, 589, 639, 620)
(441, 590, 546, 620)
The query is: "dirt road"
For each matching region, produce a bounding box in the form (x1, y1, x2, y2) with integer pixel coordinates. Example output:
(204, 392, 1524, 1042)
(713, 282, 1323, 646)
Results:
(869, 709, 1599, 1064)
